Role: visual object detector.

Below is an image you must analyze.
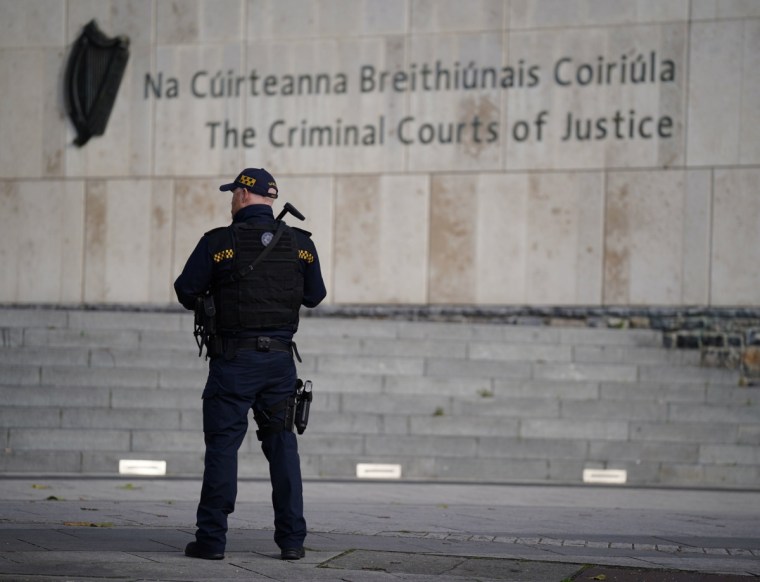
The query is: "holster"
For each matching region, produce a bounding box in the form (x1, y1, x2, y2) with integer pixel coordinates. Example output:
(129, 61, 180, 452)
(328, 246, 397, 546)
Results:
(252, 379, 313, 441)
(193, 294, 219, 359)
(294, 380, 312, 435)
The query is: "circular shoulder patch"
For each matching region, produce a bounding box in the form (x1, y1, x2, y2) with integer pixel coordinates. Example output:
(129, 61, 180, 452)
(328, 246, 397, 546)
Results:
(261, 231, 274, 247)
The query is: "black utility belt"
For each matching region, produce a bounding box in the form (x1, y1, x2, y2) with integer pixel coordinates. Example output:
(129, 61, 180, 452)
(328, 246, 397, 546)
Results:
(232, 336, 291, 353)
(222, 336, 302, 362)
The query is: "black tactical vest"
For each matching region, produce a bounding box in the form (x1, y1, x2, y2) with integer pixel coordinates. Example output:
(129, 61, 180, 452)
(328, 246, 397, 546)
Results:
(211, 222, 303, 333)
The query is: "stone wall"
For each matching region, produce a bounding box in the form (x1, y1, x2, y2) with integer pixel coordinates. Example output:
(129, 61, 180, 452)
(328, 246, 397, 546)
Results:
(0, 0, 758, 307)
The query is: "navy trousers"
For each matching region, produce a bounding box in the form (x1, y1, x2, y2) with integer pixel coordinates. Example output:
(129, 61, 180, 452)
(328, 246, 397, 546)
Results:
(194, 349, 306, 553)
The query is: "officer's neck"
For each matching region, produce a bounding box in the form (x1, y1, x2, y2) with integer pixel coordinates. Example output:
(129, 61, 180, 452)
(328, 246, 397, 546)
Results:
(233, 204, 274, 223)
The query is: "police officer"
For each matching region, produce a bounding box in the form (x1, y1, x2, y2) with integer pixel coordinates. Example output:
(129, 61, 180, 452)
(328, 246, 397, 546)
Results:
(174, 168, 326, 561)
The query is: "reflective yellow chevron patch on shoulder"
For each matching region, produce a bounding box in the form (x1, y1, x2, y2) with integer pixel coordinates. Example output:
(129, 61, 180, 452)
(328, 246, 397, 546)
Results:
(298, 250, 314, 263)
(213, 249, 234, 263)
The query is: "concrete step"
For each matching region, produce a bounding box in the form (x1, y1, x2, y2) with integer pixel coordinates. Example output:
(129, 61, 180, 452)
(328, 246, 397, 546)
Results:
(3, 400, 757, 446)
(296, 317, 664, 347)
(9, 323, 672, 356)
(0, 346, 705, 381)
(3, 353, 739, 396)
(2, 446, 755, 488)
(0, 426, 724, 467)
(2, 306, 664, 345)
(3, 431, 758, 489)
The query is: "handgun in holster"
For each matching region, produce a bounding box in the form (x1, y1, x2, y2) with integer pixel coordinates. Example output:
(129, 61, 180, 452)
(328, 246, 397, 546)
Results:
(294, 379, 312, 435)
(252, 379, 312, 441)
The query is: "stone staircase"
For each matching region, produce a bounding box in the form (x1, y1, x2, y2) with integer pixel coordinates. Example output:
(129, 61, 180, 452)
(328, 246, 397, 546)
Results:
(1, 307, 758, 489)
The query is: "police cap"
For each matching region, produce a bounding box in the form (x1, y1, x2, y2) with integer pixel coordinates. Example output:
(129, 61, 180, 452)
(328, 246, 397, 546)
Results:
(219, 168, 278, 198)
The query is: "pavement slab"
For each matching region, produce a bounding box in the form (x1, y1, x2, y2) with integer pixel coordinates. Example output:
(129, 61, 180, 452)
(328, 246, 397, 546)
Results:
(322, 550, 582, 581)
(577, 565, 755, 582)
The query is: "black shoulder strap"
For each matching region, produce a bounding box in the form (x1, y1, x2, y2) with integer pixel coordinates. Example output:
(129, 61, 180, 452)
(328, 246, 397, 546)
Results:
(225, 221, 287, 284)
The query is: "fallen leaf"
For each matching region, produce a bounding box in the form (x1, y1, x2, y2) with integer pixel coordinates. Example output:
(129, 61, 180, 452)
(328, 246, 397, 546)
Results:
(590, 575, 607, 581)
(31, 484, 51, 490)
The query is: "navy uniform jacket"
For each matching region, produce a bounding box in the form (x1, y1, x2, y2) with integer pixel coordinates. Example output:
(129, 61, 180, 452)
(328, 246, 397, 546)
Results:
(174, 204, 327, 342)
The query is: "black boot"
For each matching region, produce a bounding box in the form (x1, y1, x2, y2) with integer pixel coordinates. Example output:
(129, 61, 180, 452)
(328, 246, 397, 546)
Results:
(185, 541, 224, 560)
(280, 547, 305, 560)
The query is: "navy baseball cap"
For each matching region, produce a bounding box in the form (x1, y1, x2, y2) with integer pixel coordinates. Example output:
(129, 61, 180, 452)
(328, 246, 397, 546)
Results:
(219, 168, 279, 198)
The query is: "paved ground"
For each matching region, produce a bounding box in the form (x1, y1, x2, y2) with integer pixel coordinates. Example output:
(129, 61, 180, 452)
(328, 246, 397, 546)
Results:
(0, 478, 757, 581)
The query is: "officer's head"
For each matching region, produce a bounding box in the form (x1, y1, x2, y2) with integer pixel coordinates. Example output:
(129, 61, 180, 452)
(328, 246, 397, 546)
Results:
(220, 168, 279, 217)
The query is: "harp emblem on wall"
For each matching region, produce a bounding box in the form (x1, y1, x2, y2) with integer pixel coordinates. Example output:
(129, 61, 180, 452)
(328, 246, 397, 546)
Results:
(64, 20, 130, 147)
